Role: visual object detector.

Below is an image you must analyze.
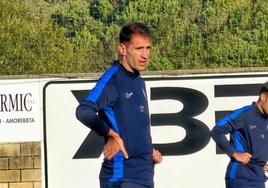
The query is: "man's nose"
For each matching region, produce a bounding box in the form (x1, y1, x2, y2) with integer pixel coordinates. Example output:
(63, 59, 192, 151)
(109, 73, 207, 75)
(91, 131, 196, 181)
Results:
(141, 49, 150, 58)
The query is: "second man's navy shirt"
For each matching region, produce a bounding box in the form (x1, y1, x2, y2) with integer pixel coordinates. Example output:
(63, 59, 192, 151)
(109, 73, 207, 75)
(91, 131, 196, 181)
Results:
(211, 103, 268, 182)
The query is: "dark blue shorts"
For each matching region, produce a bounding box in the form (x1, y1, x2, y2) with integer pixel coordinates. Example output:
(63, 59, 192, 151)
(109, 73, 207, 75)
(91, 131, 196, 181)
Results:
(226, 178, 265, 188)
(100, 181, 153, 188)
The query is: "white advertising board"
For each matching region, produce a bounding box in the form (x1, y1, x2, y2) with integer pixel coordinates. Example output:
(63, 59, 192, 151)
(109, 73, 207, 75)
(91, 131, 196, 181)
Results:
(43, 73, 268, 188)
(0, 79, 44, 142)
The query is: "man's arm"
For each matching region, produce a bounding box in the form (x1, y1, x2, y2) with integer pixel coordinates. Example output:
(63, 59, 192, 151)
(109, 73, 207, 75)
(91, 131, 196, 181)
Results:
(76, 76, 129, 159)
(76, 74, 118, 136)
(211, 126, 252, 164)
(76, 103, 128, 159)
(210, 124, 237, 157)
(76, 101, 110, 136)
(210, 111, 252, 164)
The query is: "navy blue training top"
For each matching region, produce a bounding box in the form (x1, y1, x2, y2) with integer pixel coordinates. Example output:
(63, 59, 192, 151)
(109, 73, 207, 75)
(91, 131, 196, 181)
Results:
(211, 103, 268, 182)
(76, 61, 154, 186)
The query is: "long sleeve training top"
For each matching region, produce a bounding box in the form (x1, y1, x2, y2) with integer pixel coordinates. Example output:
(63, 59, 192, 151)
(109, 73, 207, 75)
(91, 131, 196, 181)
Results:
(211, 103, 268, 182)
(76, 60, 154, 186)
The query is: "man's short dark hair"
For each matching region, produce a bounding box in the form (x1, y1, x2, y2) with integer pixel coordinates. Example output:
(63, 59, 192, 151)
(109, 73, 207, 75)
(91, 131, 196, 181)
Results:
(260, 82, 268, 94)
(119, 22, 151, 43)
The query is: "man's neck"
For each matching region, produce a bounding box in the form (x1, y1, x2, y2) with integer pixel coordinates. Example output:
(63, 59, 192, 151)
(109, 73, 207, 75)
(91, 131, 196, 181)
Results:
(119, 59, 134, 73)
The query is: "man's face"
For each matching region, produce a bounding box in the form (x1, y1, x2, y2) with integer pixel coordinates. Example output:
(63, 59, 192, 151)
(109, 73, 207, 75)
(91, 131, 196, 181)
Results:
(119, 33, 151, 72)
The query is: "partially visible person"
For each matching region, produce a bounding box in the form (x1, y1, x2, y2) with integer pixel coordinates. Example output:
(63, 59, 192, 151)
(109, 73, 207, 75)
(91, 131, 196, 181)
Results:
(210, 82, 268, 188)
(76, 22, 162, 188)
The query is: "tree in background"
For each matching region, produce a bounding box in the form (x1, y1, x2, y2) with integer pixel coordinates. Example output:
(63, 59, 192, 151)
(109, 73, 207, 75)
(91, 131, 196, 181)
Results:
(0, 0, 268, 75)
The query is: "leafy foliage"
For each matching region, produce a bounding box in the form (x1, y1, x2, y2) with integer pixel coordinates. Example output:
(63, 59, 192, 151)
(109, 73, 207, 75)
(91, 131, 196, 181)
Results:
(1, 0, 268, 75)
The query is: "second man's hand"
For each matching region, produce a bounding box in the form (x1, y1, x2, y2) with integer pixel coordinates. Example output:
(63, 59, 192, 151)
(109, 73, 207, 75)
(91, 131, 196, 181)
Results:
(103, 129, 128, 160)
(152, 148, 163, 164)
(232, 152, 252, 164)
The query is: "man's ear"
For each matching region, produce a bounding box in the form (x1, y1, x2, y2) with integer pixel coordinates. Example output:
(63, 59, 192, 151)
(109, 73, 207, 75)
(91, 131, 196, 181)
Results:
(118, 43, 126, 56)
(260, 93, 267, 102)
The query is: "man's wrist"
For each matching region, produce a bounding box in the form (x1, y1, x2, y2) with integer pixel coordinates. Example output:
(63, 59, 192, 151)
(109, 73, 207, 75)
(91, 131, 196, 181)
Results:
(107, 129, 119, 138)
(231, 152, 238, 157)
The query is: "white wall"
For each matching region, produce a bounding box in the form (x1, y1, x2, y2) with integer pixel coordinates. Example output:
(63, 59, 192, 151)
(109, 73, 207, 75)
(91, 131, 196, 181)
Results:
(43, 72, 268, 188)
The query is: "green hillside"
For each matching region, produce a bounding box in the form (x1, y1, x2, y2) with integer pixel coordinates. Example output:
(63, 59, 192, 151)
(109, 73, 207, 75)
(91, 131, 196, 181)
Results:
(1, 0, 268, 74)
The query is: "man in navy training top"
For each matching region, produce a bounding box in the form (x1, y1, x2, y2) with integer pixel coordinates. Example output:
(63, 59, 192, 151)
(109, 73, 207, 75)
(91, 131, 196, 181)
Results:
(211, 82, 268, 188)
(76, 22, 162, 188)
